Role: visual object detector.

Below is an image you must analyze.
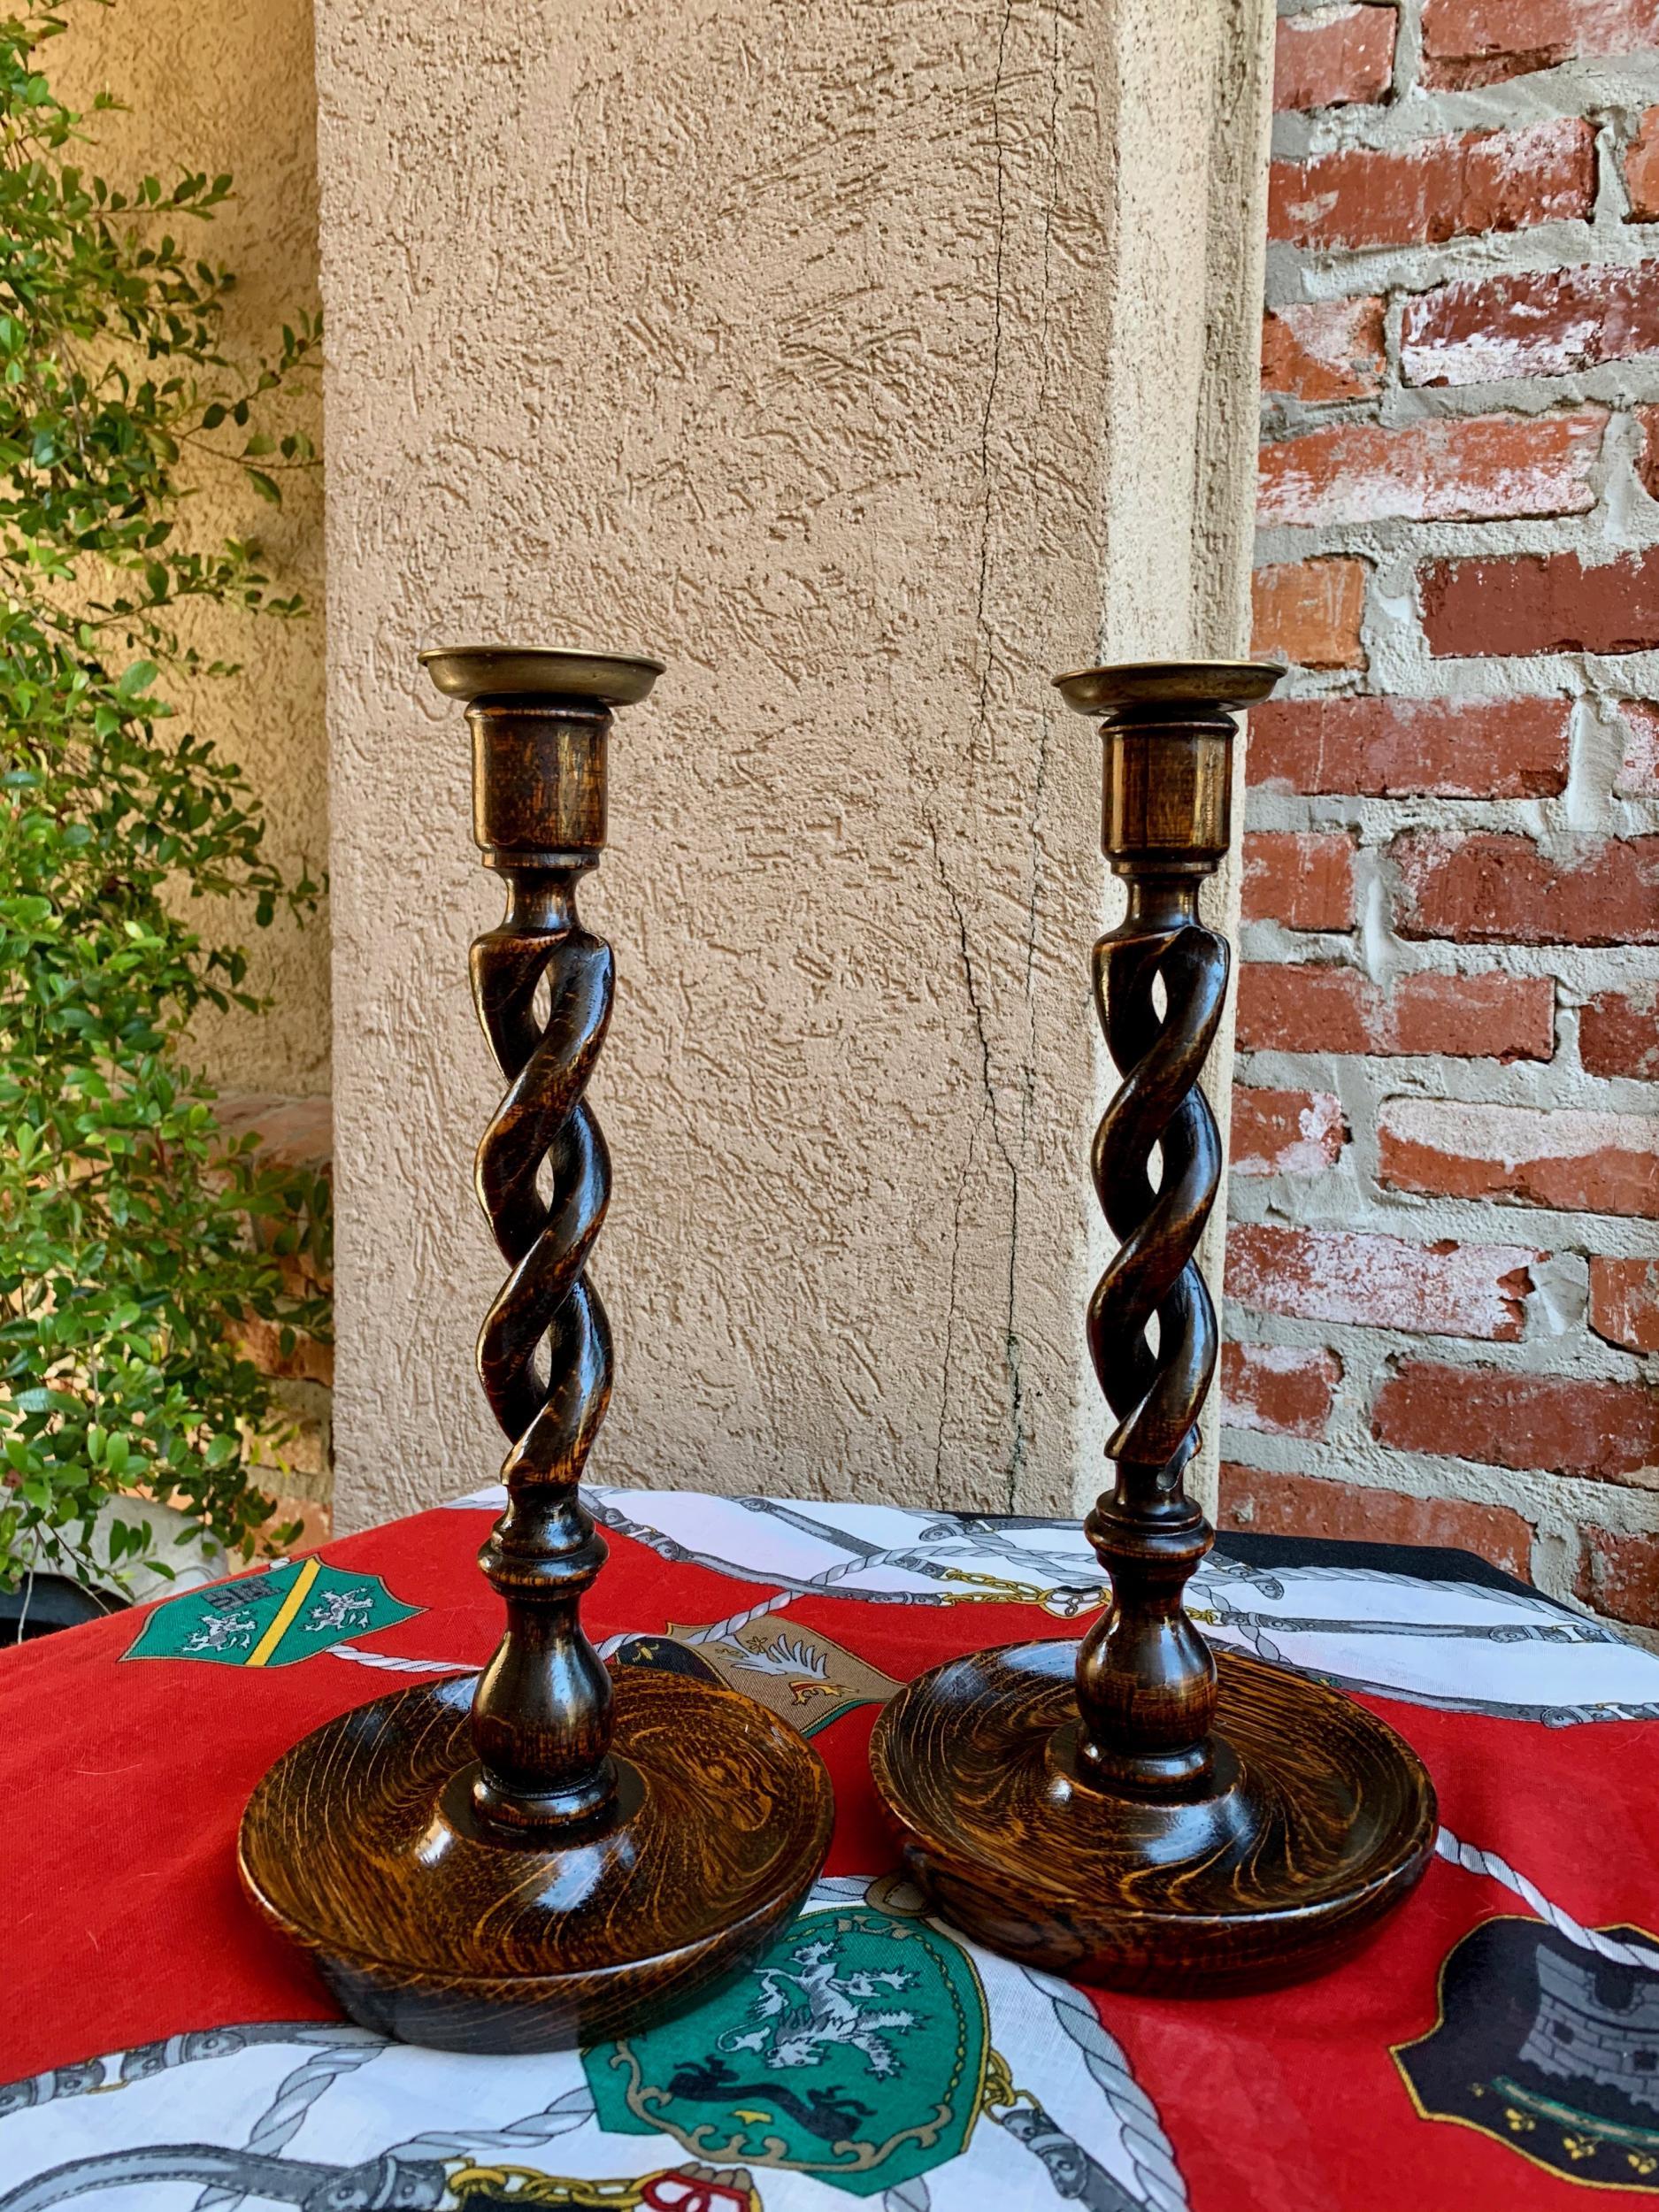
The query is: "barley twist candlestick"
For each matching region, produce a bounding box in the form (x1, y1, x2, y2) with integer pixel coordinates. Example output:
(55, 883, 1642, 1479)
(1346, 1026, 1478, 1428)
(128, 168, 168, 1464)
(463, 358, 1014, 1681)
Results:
(240, 646, 833, 2053)
(870, 659, 1436, 1993)
(466, 712, 618, 1835)
(1075, 816, 1231, 1796)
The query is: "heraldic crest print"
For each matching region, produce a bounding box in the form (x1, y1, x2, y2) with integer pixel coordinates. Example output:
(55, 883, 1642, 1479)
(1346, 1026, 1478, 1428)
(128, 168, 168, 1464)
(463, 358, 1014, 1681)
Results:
(6, 1487, 1659, 2208)
(0, 1878, 1188, 2212)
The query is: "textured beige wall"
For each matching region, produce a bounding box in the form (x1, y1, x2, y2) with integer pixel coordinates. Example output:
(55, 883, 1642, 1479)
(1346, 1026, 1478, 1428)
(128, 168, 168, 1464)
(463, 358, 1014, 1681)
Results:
(50, 0, 327, 1096)
(320, 0, 1274, 1528)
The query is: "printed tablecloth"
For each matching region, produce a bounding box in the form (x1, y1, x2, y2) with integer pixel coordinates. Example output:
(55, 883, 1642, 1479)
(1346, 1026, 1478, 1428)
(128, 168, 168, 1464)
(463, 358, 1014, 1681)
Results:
(4, 1485, 1659, 2210)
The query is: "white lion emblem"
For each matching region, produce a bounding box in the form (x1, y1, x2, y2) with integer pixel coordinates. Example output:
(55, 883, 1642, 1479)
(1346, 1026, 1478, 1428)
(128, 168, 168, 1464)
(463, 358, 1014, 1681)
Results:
(303, 1588, 375, 1635)
(183, 1610, 257, 1654)
(716, 1939, 920, 2078)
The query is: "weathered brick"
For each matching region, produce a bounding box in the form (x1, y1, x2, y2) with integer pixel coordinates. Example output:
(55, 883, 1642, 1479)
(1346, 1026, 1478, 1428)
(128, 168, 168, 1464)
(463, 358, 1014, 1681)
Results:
(1248, 4, 1659, 1604)
(1268, 118, 1595, 250)
(1576, 1526, 1659, 1629)
(1637, 403, 1659, 499)
(1628, 104, 1659, 221)
(1379, 1096, 1659, 1217)
(1220, 1344, 1342, 1439)
(214, 1092, 333, 1175)
(1615, 698, 1659, 794)
(1231, 1086, 1348, 1176)
(1391, 971, 1556, 1058)
(1258, 411, 1605, 527)
(261, 1494, 334, 1555)
(1218, 1463, 1534, 1577)
(1246, 695, 1571, 798)
(1589, 1256, 1659, 1351)
(1423, 0, 1659, 88)
(1240, 830, 1356, 930)
(1641, 404, 1659, 496)
(1261, 298, 1386, 403)
(1402, 264, 1659, 387)
(1225, 1224, 1536, 1338)
(213, 1092, 332, 1371)
(1238, 965, 1377, 1053)
(1251, 558, 1368, 670)
(274, 1391, 332, 1484)
(1421, 546, 1659, 659)
(231, 1315, 334, 1389)
(1393, 829, 1659, 945)
(1374, 1360, 1659, 1479)
(1236, 963, 1555, 1060)
(1275, 4, 1397, 110)
(1581, 986, 1659, 1078)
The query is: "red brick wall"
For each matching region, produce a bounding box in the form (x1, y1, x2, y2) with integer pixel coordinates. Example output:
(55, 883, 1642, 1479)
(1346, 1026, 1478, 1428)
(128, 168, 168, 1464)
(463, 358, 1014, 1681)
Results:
(1227, 0, 1659, 1635)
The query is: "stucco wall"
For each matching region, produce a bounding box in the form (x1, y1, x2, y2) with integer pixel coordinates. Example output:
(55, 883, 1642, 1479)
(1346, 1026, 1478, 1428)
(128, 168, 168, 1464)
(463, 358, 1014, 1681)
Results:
(49, 0, 328, 1098)
(319, 0, 1275, 1527)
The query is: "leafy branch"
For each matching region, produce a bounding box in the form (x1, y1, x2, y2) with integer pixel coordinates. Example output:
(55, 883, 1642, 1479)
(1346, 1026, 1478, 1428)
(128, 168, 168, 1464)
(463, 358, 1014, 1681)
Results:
(0, 0, 327, 1594)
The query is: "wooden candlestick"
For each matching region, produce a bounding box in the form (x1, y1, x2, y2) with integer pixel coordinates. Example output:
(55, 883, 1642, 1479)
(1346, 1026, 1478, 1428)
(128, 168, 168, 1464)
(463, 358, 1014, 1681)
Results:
(869, 659, 1436, 1993)
(239, 646, 833, 2052)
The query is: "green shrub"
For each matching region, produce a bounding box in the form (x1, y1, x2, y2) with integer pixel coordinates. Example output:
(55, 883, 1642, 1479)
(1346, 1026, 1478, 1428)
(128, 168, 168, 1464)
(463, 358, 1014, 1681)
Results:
(0, 2, 326, 1595)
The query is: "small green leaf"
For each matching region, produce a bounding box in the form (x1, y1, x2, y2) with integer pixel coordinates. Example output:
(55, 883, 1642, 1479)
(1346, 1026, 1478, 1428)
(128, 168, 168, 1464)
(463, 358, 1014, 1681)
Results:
(115, 659, 158, 700)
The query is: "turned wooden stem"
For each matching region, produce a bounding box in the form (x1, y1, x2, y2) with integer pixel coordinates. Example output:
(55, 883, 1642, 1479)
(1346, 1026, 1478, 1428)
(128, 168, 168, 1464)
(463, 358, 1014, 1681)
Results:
(421, 646, 660, 1838)
(1056, 659, 1281, 1798)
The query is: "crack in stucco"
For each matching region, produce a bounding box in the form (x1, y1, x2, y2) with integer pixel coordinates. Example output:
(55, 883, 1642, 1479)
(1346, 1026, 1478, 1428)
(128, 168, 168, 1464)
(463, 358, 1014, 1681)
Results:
(925, 0, 1033, 1510)
(1003, 1193, 1028, 1511)
(928, 818, 1028, 1507)
(934, 1097, 979, 1494)
(1001, 0, 1070, 1514)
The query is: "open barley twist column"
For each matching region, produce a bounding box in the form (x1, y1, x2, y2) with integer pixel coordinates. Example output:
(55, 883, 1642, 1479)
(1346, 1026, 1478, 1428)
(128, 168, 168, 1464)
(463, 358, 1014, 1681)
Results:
(1072, 665, 1239, 1793)
(870, 660, 1439, 1996)
(237, 648, 832, 2055)
(463, 665, 622, 1832)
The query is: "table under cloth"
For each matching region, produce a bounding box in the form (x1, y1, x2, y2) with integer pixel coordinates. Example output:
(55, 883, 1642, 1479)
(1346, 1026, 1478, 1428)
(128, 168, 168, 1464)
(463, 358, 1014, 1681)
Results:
(3, 1486, 1659, 2212)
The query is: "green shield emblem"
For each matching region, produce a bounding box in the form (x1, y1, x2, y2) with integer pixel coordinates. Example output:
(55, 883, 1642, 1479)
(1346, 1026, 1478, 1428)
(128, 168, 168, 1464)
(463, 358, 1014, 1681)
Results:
(125, 1555, 420, 1668)
(585, 1906, 987, 2196)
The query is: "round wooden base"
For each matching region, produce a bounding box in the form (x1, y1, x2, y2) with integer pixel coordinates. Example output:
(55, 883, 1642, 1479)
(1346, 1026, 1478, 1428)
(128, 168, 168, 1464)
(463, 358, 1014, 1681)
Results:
(868, 1639, 1435, 1993)
(240, 1668, 833, 2054)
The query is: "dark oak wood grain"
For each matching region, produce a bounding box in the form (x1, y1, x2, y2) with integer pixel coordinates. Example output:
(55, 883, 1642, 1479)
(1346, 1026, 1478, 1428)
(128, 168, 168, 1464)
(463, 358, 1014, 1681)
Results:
(242, 1668, 833, 2051)
(870, 1640, 1435, 1992)
(869, 658, 1438, 1992)
(240, 646, 833, 2051)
